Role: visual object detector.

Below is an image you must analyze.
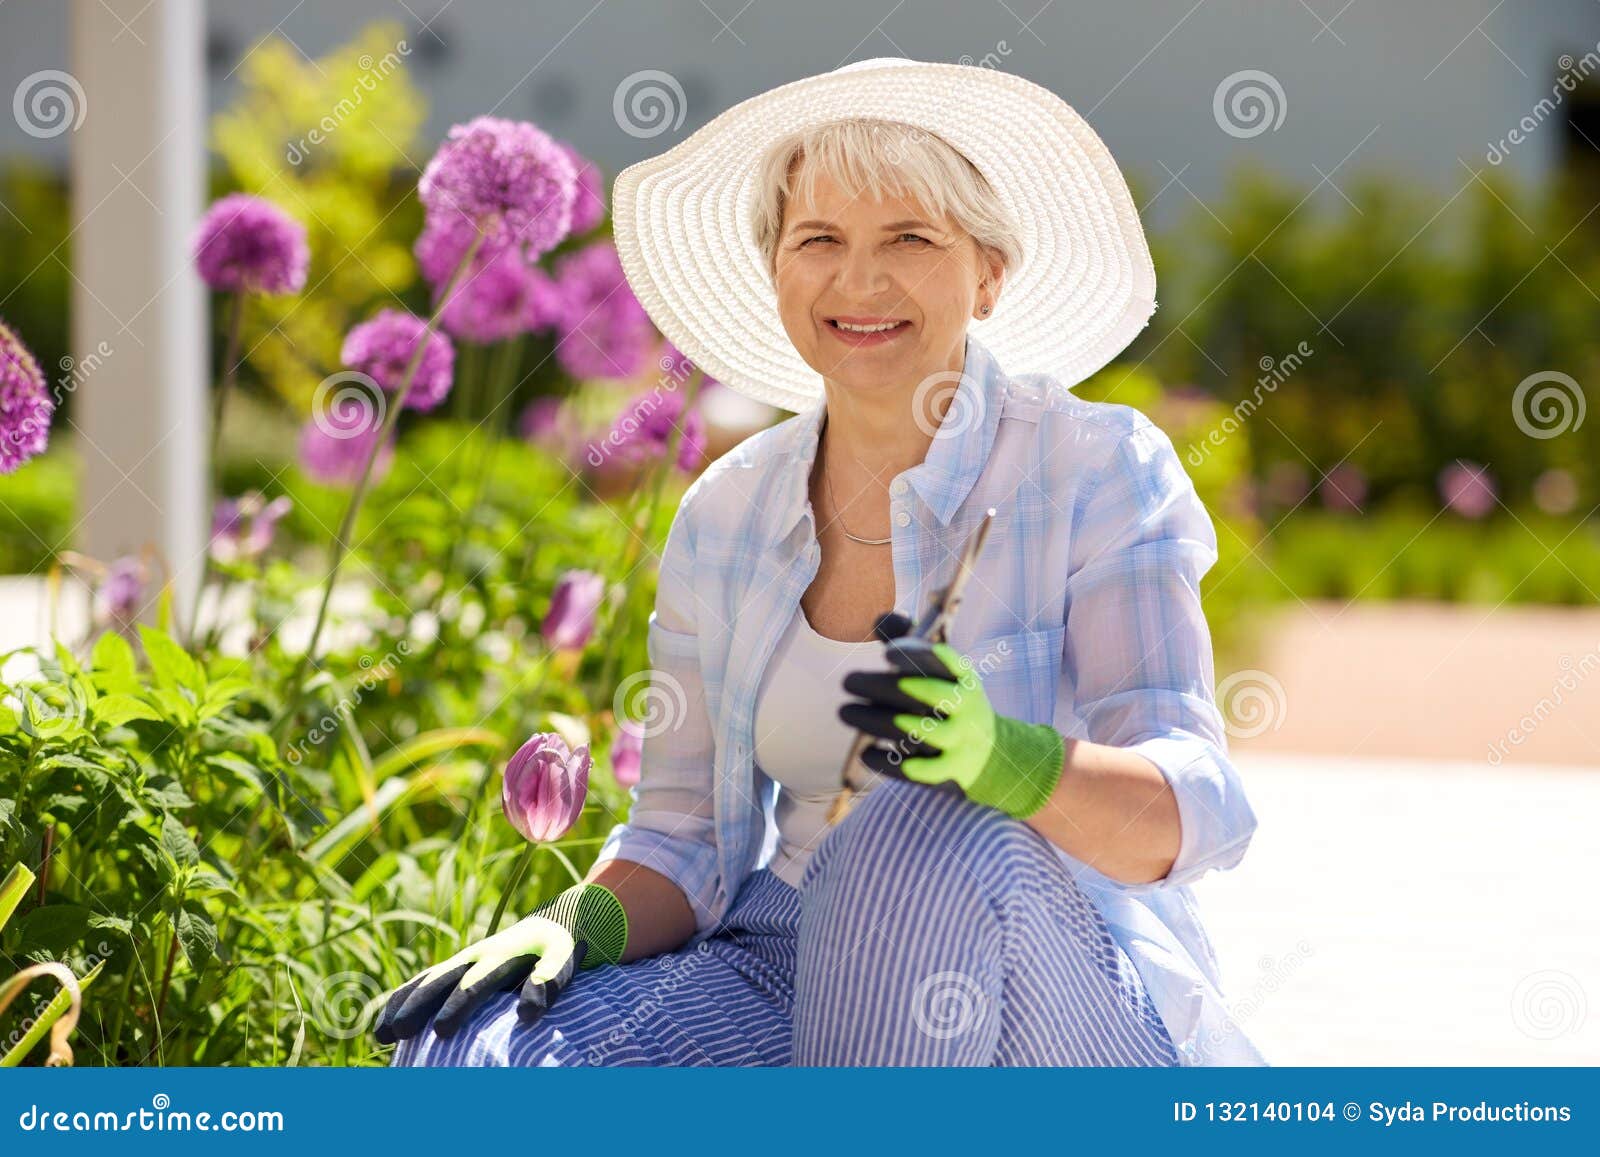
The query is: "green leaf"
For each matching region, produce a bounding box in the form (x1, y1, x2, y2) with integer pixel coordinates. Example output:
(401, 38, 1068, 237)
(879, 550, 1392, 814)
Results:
(92, 693, 162, 728)
(0, 863, 36, 932)
(198, 677, 256, 720)
(175, 900, 217, 969)
(160, 813, 200, 869)
(86, 913, 132, 938)
(138, 624, 203, 693)
(16, 904, 92, 954)
(38, 793, 90, 822)
(91, 629, 137, 682)
(143, 777, 194, 810)
(147, 687, 197, 728)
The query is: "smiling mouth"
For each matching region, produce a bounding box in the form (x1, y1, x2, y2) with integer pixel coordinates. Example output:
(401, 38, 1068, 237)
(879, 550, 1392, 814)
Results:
(826, 318, 912, 335)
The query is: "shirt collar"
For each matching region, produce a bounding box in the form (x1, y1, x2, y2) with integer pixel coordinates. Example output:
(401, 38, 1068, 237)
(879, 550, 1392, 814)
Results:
(771, 334, 1007, 542)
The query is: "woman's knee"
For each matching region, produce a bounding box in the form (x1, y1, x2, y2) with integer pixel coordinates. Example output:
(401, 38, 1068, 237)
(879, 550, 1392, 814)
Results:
(804, 778, 1052, 896)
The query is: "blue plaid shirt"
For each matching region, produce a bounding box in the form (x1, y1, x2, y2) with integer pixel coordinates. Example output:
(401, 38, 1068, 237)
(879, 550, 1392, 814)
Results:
(596, 334, 1265, 1065)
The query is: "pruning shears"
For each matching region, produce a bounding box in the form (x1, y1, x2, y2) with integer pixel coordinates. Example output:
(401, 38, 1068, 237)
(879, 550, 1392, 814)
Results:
(824, 507, 998, 826)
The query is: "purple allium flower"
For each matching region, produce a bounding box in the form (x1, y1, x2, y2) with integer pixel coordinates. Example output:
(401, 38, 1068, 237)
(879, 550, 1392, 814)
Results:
(557, 140, 606, 236)
(1439, 459, 1497, 519)
(340, 309, 455, 411)
(502, 731, 590, 843)
(414, 209, 481, 292)
(191, 193, 309, 295)
(1533, 468, 1579, 516)
(211, 491, 292, 564)
(551, 241, 655, 380)
(608, 719, 643, 788)
(660, 341, 720, 391)
(594, 384, 706, 474)
(96, 555, 145, 623)
(542, 569, 606, 652)
(418, 116, 577, 263)
(1319, 463, 1367, 512)
(438, 246, 551, 344)
(0, 318, 53, 475)
(297, 417, 394, 487)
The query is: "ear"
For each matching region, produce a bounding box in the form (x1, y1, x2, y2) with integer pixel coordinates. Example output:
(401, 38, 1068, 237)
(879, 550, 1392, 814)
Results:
(975, 245, 1006, 317)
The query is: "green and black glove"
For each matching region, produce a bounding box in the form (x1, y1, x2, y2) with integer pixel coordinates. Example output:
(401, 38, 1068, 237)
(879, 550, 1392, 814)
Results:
(838, 637, 1065, 820)
(374, 882, 628, 1043)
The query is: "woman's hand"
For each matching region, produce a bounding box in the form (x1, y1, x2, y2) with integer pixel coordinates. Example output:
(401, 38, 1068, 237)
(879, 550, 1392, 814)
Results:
(374, 881, 627, 1043)
(838, 637, 1065, 819)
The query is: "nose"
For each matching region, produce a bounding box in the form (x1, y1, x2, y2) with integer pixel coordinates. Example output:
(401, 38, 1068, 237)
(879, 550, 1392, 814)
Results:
(834, 243, 891, 299)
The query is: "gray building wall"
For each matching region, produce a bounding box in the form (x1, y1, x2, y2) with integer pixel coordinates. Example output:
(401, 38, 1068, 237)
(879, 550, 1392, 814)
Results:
(3, 0, 1599, 224)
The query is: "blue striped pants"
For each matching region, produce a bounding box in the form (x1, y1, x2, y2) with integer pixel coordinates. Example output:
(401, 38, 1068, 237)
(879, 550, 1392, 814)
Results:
(390, 778, 1179, 1066)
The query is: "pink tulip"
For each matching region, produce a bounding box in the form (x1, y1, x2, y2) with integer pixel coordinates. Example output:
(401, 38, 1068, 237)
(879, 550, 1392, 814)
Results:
(542, 569, 605, 651)
(609, 720, 644, 787)
(502, 732, 590, 843)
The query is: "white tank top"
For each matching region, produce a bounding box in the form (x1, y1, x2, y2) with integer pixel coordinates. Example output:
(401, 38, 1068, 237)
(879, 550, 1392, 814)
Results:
(752, 602, 889, 888)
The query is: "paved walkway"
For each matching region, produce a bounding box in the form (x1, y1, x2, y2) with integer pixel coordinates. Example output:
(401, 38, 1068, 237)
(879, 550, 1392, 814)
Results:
(1198, 752, 1599, 1065)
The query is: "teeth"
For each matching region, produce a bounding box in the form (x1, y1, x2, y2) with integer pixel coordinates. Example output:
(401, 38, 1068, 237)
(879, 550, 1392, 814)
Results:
(835, 320, 902, 333)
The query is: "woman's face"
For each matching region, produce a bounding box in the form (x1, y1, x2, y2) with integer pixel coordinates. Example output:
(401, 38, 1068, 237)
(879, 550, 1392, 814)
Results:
(772, 159, 1002, 398)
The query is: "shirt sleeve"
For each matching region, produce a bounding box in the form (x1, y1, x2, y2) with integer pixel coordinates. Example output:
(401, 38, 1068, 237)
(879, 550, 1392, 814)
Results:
(592, 488, 722, 933)
(1063, 420, 1258, 889)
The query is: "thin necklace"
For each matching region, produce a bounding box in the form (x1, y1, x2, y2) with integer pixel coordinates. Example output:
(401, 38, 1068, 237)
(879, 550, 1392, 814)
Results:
(821, 433, 893, 546)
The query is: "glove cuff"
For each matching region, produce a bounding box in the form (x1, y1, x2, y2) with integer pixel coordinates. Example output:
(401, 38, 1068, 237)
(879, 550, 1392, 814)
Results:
(967, 714, 1065, 819)
(538, 882, 628, 968)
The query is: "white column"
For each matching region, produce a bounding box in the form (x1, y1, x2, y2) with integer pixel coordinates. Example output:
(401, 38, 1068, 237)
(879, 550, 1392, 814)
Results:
(68, 0, 206, 617)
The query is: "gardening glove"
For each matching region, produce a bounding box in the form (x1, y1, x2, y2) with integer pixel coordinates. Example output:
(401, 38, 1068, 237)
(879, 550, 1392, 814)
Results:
(838, 637, 1065, 820)
(373, 881, 627, 1043)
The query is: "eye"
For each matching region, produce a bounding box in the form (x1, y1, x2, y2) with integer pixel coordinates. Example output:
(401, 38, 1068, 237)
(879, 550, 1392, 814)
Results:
(800, 234, 836, 247)
(898, 233, 933, 245)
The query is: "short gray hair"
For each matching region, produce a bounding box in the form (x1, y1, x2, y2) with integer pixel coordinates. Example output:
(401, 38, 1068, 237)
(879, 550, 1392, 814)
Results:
(751, 118, 1023, 284)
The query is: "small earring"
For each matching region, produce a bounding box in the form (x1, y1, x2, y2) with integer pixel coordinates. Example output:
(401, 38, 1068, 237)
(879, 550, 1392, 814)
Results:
(980, 304, 991, 315)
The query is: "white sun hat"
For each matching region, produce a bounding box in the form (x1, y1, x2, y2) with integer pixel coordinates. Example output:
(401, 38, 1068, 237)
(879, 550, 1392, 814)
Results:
(610, 56, 1157, 414)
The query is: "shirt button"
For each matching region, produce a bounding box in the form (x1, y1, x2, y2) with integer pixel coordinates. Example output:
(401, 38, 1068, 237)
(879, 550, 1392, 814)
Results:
(890, 478, 909, 497)
(895, 510, 911, 528)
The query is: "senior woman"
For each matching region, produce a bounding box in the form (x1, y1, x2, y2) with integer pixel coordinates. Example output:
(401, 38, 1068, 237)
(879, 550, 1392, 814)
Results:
(380, 57, 1264, 1067)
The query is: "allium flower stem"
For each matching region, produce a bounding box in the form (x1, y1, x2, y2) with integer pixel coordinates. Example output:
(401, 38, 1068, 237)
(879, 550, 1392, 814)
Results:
(596, 366, 705, 695)
(457, 336, 523, 544)
(278, 232, 484, 728)
(188, 289, 247, 646)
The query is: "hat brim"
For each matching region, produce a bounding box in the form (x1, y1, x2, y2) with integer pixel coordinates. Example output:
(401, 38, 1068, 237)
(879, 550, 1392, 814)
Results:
(612, 58, 1156, 414)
